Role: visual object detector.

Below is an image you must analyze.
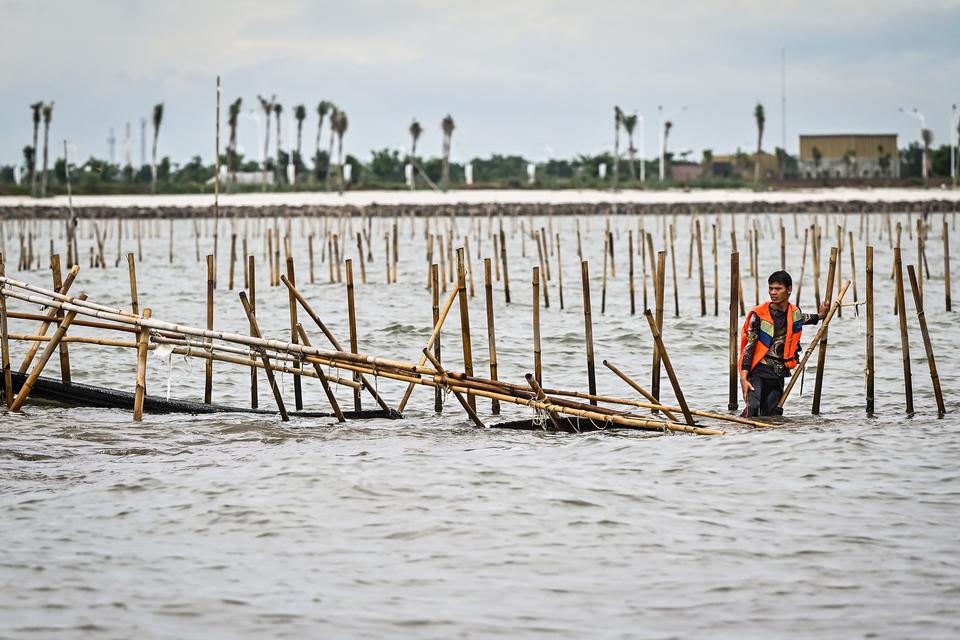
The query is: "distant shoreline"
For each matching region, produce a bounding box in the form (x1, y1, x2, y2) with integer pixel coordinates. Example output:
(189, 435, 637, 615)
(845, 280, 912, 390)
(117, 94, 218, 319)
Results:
(1, 188, 957, 218)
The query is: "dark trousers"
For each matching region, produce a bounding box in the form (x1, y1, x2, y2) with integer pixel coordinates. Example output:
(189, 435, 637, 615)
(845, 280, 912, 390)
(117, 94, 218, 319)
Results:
(745, 372, 785, 417)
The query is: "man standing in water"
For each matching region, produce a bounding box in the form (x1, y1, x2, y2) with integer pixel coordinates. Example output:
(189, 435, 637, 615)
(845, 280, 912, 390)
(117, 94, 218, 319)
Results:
(739, 271, 828, 417)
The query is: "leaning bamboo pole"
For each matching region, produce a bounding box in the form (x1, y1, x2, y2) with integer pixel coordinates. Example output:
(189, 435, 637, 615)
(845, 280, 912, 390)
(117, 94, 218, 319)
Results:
(396, 283, 460, 413)
(296, 324, 346, 422)
(0, 256, 11, 407)
(239, 291, 288, 421)
(778, 279, 851, 409)
(483, 258, 500, 415)
(811, 247, 837, 415)
(18, 264, 80, 373)
(133, 308, 152, 421)
(423, 348, 485, 429)
(580, 260, 597, 404)
(907, 265, 945, 415)
(10, 293, 88, 412)
(50, 255, 71, 383)
(866, 246, 874, 414)
(893, 247, 913, 413)
(643, 309, 694, 426)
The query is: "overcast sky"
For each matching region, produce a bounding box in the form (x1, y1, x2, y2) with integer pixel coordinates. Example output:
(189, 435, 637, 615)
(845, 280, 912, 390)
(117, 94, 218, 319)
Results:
(2, 0, 959, 168)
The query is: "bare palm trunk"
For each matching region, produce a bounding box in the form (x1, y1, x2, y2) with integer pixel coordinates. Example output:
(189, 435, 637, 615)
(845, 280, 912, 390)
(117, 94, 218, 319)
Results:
(441, 135, 450, 190)
(151, 132, 159, 194)
(41, 120, 50, 197)
(337, 133, 345, 194)
(410, 138, 418, 191)
(275, 117, 282, 185)
(325, 122, 335, 191)
(627, 135, 637, 181)
(613, 109, 620, 189)
(30, 120, 39, 197)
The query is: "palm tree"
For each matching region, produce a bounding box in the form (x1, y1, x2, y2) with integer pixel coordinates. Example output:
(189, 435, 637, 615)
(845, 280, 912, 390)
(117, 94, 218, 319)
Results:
(754, 103, 765, 184)
(613, 106, 623, 188)
(621, 113, 638, 181)
(812, 146, 822, 178)
(325, 106, 339, 191)
(662, 120, 673, 180)
(293, 104, 306, 177)
(701, 149, 714, 178)
(921, 128, 933, 188)
(257, 94, 274, 173)
(150, 102, 163, 194)
(441, 114, 455, 191)
(273, 102, 283, 184)
(227, 97, 242, 184)
(30, 102, 42, 196)
(409, 119, 422, 190)
(333, 110, 348, 194)
(40, 102, 54, 197)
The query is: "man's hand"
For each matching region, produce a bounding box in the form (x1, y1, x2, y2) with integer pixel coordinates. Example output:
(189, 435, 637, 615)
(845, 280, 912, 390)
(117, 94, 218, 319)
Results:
(740, 372, 754, 403)
(818, 301, 829, 319)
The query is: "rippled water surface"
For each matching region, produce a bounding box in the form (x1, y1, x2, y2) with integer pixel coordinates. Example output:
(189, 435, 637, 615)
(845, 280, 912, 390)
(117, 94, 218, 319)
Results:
(2, 210, 958, 638)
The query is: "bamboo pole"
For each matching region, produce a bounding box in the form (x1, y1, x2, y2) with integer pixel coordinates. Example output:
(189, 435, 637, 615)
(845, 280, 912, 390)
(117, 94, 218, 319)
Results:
(456, 247, 476, 410)
(18, 264, 80, 374)
(423, 348, 485, 428)
(228, 233, 237, 290)
(945, 221, 952, 312)
(133, 308, 152, 422)
(907, 265, 945, 414)
(394, 282, 460, 413)
(811, 247, 837, 415)
(601, 232, 609, 314)
(696, 220, 706, 315)
(127, 252, 139, 315)
(287, 256, 303, 411)
(500, 228, 511, 303)
(432, 264, 443, 413)
(483, 258, 500, 415)
(643, 310, 695, 426)
(204, 254, 214, 404)
(525, 373, 563, 430)
(651, 250, 666, 406)
(555, 232, 564, 310)
(0, 256, 11, 407)
(50, 255, 71, 384)
(848, 231, 859, 316)
(356, 232, 367, 284)
(866, 246, 874, 414)
(296, 325, 345, 422)
(728, 251, 739, 411)
(603, 360, 680, 423)
(669, 224, 679, 316)
(238, 291, 288, 421)
(248, 255, 258, 409)
(581, 260, 597, 404)
(894, 247, 913, 413)
(345, 259, 361, 411)
(536, 230, 549, 308)
(778, 279, 851, 409)
(795, 227, 808, 306)
(533, 266, 542, 384)
(10, 293, 88, 412)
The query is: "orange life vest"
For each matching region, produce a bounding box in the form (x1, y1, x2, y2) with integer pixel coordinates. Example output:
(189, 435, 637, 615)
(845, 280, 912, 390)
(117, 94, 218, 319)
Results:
(738, 302, 803, 371)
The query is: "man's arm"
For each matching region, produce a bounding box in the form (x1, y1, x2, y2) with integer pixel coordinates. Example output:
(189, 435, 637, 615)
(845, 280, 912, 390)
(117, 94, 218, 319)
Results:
(801, 302, 830, 325)
(739, 314, 759, 401)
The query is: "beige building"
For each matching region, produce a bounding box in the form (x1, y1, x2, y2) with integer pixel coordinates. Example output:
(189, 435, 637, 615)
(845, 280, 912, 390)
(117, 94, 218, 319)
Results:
(798, 134, 899, 178)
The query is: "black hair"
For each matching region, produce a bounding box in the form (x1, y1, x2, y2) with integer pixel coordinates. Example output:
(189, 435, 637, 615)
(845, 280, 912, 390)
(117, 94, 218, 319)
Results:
(768, 271, 792, 288)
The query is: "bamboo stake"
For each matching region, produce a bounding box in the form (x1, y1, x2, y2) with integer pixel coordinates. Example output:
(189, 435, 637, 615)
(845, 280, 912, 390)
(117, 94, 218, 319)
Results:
(499, 228, 510, 303)
(554, 232, 565, 310)
(778, 279, 851, 409)
(483, 258, 500, 415)
(133, 308, 152, 421)
(669, 224, 679, 316)
(945, 221, 952, 311)
(432, 264, 443, 413)
(238, 291, 288, 421)
(287, 256, 304, 411)
(248, 255, 258, 409)
(50, 255, 71, 384)
(601, 232, 609, 314)
(0, 256, 11, 407)
(345, 259, 361, 411)
(533, 266, 542, 384)
(651, 250, 666, 405)
(907, 265, 945, 414)
(894, 247, 913, 413)
(643, 310, 695, 426)
(581, 260, 597, 404)
(356, 232, 367, 284)
(536, 231, 549, 308)
(603, 360, 680, 423)
(204, 254, 214, 404)
(866, 246, 874, 414)
(423, 348, 485, 428)
(10, 293, 88, 412)
(394, 283, 460, 413)
(728, 251, 740, 411)
(811, 247, 837, 415)
(696, 220, 706, 315)
(228, 233, 237, 290)
(525, 373, 563, 430)
(296, 325, 345, 422)
(848, 231, 859, 316)
(456, 247, 476, 410)
(712, 223, 719, 316)
(795, 227, 808, 306)
(18, 264, 80, 374)
(127, 252, 139, 315)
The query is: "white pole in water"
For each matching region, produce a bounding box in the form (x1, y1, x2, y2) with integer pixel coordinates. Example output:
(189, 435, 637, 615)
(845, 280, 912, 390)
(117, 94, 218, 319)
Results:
(899, 107, 926, 179)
